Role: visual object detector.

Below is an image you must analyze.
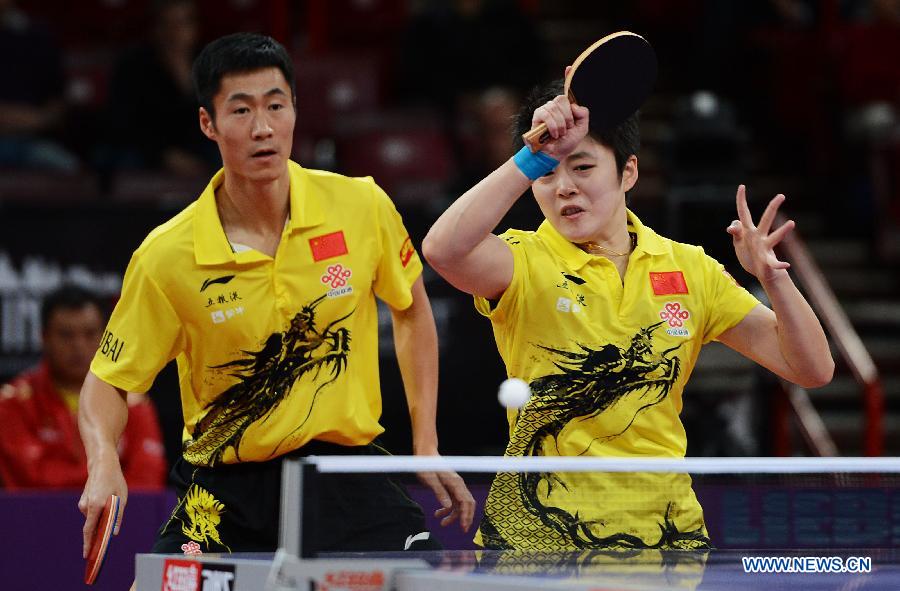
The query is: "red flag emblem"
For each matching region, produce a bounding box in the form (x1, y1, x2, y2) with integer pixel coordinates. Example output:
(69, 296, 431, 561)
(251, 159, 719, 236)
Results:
(309, 231, 348, 262)
(399, 237, 415, 268)
(649, 271, 689, 295)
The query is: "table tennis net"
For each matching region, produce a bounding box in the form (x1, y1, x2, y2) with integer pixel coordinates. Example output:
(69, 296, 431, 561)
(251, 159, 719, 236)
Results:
(288, 456, 900, 554)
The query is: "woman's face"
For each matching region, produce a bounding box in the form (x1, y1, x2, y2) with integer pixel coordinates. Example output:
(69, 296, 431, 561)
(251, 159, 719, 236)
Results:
(531, 137, 637, 243)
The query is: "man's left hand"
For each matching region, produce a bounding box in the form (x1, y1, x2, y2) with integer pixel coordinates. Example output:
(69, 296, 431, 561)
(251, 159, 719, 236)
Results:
(417, 464, 476, 532)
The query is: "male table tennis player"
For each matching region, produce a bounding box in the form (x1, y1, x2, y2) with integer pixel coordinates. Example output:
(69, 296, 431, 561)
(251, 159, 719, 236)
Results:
(423, 79, 833, 549)
(78, 32, 474, 558)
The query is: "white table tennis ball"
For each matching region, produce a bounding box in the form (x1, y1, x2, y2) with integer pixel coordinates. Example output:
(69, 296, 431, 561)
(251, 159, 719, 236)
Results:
(498, 377, 531, 409)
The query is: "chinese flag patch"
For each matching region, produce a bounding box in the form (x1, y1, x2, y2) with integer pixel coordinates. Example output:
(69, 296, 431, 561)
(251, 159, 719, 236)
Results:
(309, 231, 348, 262)
(649, 271, 689, 295)
(399, 236, 415, 268)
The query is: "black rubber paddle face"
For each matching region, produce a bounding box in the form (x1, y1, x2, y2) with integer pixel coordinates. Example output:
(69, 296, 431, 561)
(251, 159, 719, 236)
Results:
(568, 33, 658, 132)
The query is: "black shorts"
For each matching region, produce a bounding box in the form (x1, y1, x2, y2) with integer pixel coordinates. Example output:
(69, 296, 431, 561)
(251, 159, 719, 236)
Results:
(151, 440, 440, 554)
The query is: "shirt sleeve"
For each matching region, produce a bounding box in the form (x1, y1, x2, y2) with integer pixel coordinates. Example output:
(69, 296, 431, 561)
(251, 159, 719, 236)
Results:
(473, 231, 526, 325)
(700, 250, 761, 344)
(90, 252, 184, 393)
(370, 181, 423, 310)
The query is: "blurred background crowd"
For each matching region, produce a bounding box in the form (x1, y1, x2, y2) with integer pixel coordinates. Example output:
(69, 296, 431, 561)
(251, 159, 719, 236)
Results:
(1, 0, 899, 489)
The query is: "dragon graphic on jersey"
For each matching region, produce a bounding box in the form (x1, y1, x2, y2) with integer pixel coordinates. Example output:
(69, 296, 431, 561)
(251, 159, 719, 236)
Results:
(477, 541, 709, 583)
(480, 320, 710, 550)
(183, 294, 352, 466)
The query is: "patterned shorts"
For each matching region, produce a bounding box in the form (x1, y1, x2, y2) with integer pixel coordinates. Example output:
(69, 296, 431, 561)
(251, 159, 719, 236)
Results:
(152, 440, 439, 554)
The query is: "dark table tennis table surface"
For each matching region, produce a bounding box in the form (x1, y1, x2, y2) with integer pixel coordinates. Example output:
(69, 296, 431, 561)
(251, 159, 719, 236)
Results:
(137, 547, 900, 590)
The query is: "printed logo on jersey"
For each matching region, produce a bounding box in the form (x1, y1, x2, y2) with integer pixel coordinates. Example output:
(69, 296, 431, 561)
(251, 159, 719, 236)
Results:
(321, 264, 354, 298)
(659, 302, 691, 337)
(200, 275, 235, 292)
(180, 541, 202, 556)
(309, 231, 348, 262)
(210, 306, 244, 324)
(99, 330, 125, 362)
(204, 291, 242, 308)
(556, 272, 588, 309)
(555, 297, 582, 314)
(400, 236, 415, 268)
(649, 271, 689, 295)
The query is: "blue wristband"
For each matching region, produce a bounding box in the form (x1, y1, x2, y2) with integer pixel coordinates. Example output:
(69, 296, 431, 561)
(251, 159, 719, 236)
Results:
(513, 145, 559, 181)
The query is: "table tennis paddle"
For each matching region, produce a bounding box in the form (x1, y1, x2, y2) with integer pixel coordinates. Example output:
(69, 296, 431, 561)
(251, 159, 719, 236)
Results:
(523, 30, 657, 152)
(84, 494, 120, 585)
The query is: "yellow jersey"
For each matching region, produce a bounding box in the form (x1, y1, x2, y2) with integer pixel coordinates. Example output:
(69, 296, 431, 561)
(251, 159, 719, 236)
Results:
(91, 161, 423, 467)
(474, 210, 759, 550)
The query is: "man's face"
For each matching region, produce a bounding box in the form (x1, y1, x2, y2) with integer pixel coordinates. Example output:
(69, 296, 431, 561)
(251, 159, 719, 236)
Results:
(42, 305, 105, 387)
(199, 67, 296, 183)
(531, 137, 637, 244)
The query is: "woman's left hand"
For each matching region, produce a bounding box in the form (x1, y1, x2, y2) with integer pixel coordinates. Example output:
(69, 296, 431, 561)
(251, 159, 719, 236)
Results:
(727, 184, 796, 284)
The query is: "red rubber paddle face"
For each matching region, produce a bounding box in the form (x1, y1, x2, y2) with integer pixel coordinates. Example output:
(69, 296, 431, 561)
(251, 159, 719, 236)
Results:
(84, 494, 120, 585)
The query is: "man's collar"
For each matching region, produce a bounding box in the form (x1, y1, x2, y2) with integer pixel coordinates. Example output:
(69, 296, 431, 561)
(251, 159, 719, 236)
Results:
(536, 209, 666, 270)
(285, 160, 324, 231)
(194, 160, 324, 265)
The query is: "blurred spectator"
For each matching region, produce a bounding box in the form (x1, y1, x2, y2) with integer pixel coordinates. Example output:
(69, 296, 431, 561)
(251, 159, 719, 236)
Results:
(0, 0, 78, 171)
(104, 0, 219, 176)
(398, 0, 545, 154)
(843, 0, 900, 23)
(0, 285, 166, 490)
(452, 86, 541, 230)
(832, 0, 900, 236)
(471, 87, 521, 174)
(400, 0, 543, 104)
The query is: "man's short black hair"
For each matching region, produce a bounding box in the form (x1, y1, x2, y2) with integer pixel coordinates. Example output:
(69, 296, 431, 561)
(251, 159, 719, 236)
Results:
(513, 79, 641, 176)
(41, 285, 108, 329)
(192, 32, 295, 120)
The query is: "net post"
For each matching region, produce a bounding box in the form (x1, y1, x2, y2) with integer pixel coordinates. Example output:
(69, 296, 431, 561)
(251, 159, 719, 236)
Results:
(278, 458, 303, 557)
(864, 380, 885, 456)
(279, 458, 319, 558)
(772, 382, 792, 456)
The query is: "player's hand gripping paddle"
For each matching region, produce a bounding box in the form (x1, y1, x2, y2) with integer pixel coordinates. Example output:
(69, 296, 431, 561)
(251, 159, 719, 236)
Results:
(522, 31, 657, 152)
(84, 494, 120, 585)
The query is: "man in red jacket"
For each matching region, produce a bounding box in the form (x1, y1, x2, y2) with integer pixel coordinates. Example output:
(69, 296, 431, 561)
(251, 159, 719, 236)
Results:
(0, 285, 167, 489)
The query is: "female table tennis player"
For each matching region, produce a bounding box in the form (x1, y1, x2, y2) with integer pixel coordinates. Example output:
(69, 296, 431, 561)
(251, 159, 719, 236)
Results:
(423, 78, 833, 550)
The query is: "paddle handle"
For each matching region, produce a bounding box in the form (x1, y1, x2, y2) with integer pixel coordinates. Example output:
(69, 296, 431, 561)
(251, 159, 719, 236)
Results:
(522, 124, 551, 153)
